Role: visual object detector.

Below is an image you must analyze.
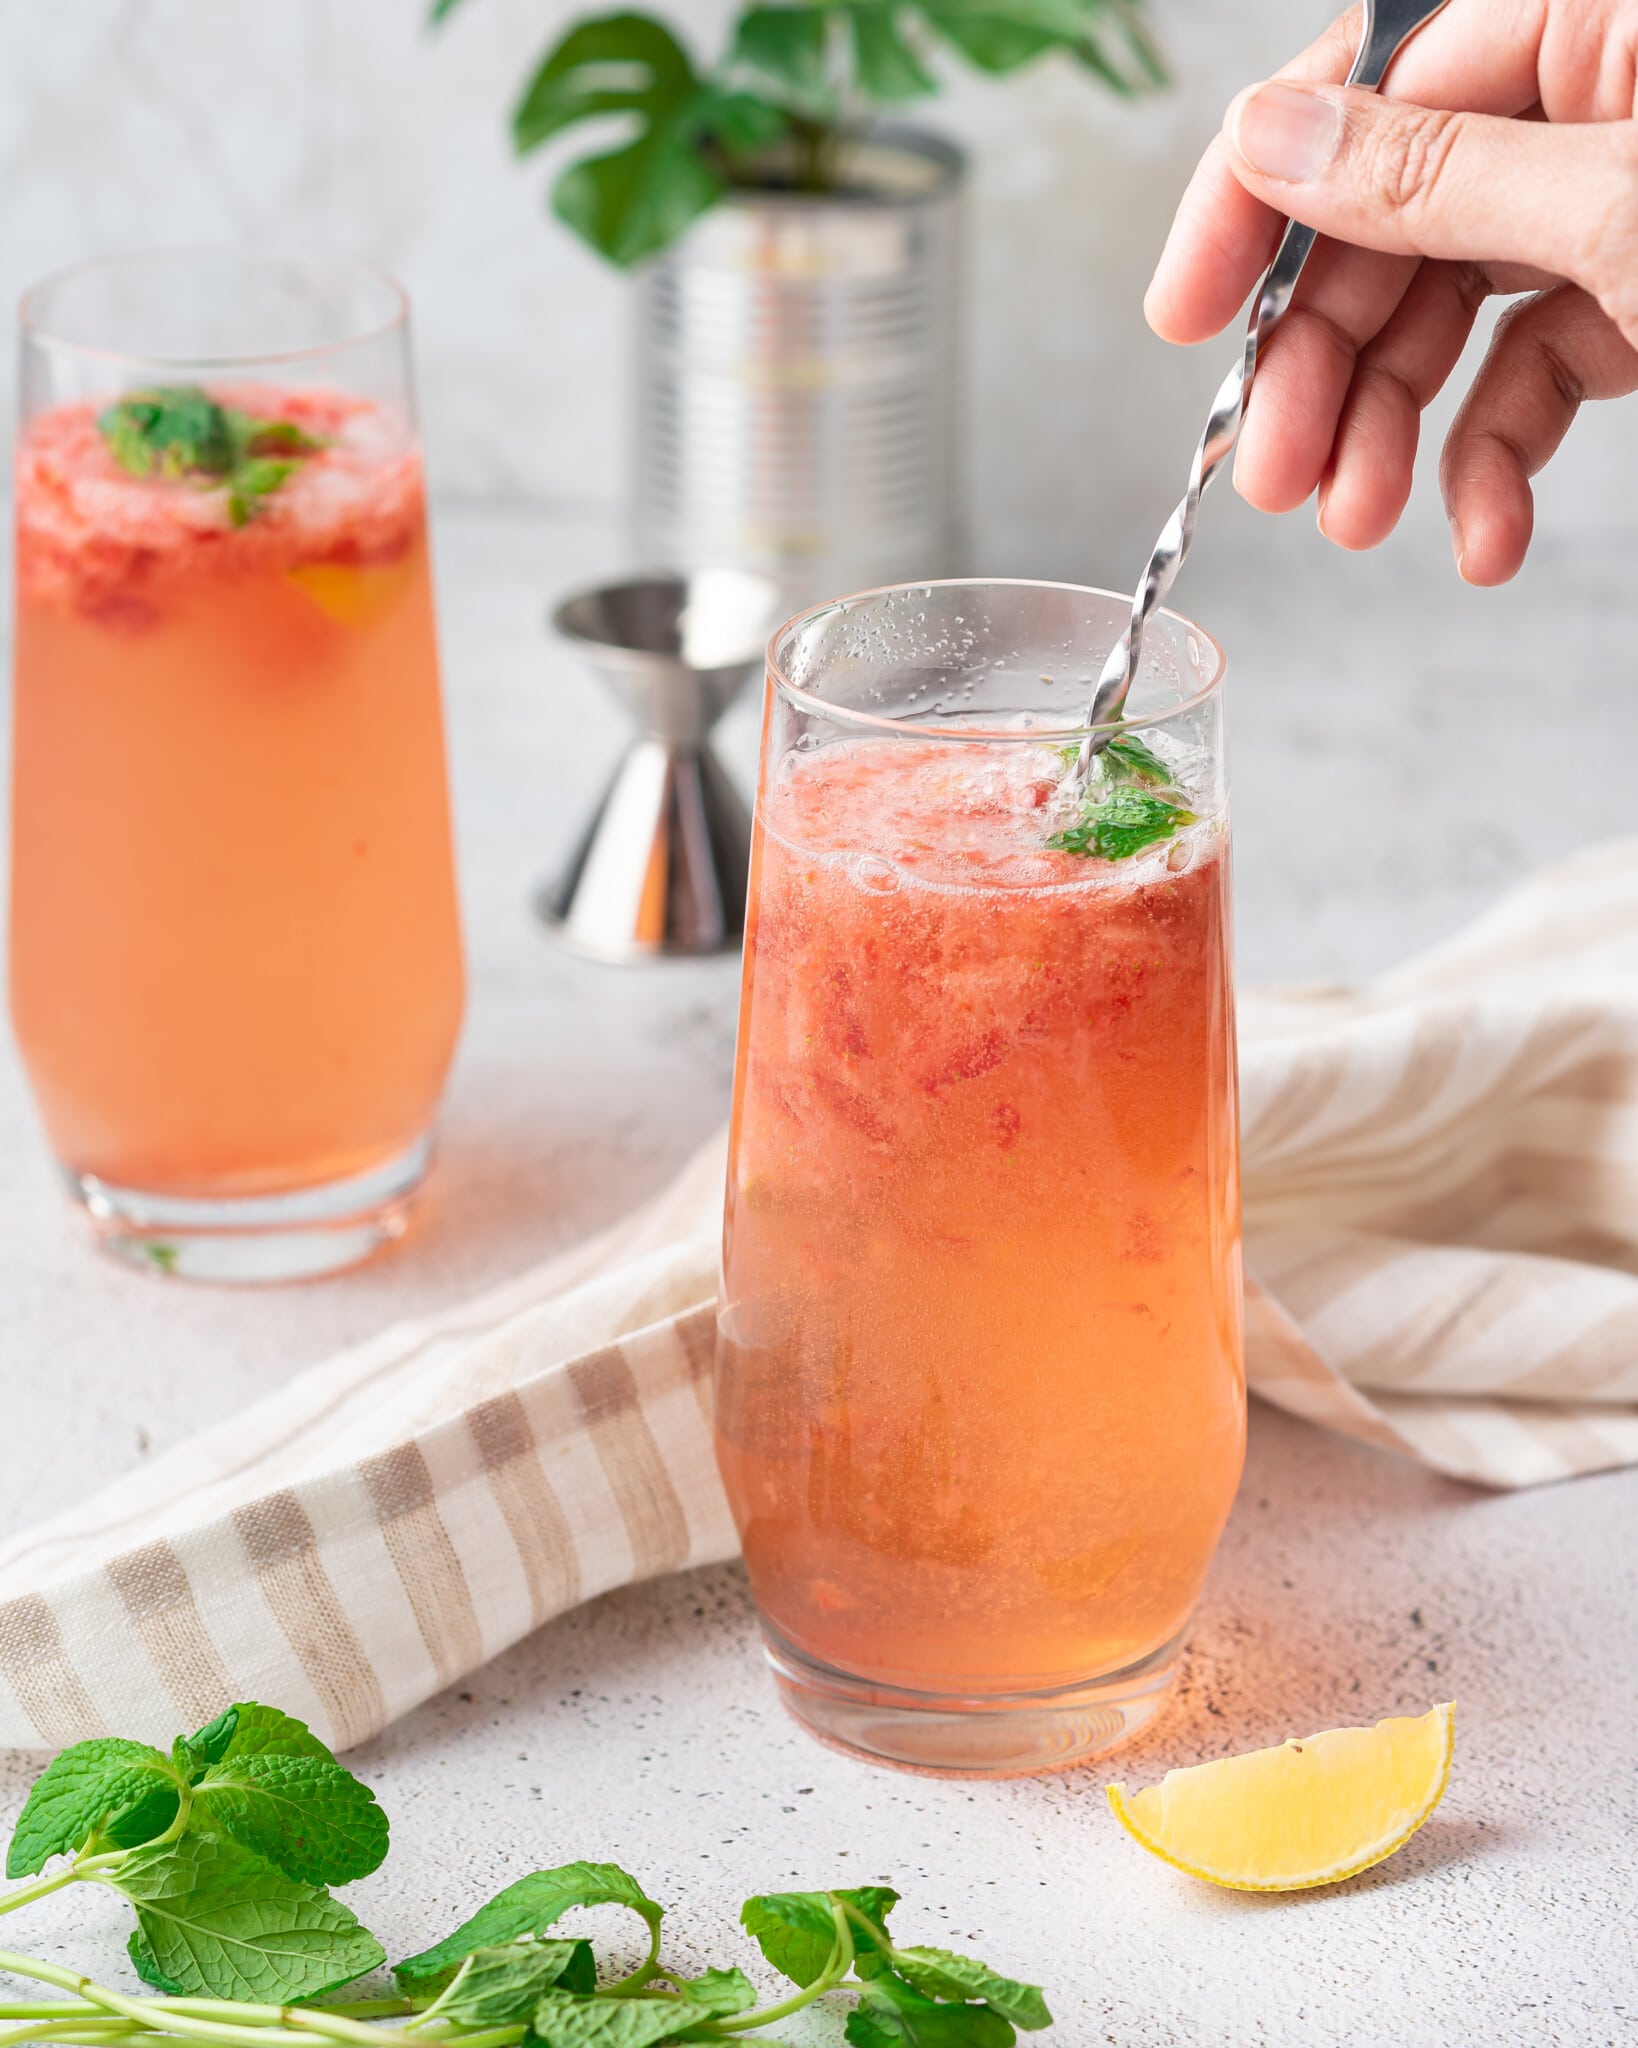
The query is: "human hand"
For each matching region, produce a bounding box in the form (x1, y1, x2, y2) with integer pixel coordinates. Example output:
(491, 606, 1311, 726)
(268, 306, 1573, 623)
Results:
(1146, 1, 1638, 584)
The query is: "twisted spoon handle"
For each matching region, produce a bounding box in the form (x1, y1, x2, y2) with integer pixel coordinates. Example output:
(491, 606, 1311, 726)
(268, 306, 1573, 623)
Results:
(1075, 0, 1451, 773)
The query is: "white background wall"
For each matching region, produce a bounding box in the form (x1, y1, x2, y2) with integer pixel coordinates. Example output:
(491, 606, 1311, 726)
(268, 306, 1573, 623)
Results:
(5, 0, 1637, 583)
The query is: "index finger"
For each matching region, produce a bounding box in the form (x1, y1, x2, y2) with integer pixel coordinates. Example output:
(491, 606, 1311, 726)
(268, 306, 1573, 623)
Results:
(1145, 0, 1548, 344)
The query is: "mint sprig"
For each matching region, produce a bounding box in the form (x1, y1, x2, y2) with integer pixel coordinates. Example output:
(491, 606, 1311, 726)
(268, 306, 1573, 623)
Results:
(98, 385, 326, 525)
(0, 1701, 1054, 2043)
(1047, 730, 1197, 862)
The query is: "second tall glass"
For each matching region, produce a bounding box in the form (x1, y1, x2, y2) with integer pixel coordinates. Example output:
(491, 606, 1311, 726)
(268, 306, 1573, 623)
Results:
(715, 579, 1244, 1774)
(10, 250, 464, 1281)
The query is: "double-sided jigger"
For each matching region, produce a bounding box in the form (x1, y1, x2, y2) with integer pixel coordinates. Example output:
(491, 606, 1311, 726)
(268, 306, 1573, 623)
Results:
(539, 571, 781, 961)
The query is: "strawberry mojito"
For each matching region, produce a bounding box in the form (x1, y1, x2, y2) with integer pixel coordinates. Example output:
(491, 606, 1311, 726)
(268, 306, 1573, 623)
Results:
(715, 580, 1244, 1773)
(10, 253, 463, 1279)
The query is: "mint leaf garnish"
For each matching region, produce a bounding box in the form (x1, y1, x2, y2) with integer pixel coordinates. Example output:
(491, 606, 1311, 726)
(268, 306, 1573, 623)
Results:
(6, 1738, 181, 1877)
(395, 1862, 663, 1993)
(99, 388, 234, 480)
(1103, 733, 1171, 786)
(241, 419, 326, 458)
(1047, 787, 1197, 861)
(890, 1949, 1052, 2030)
(226, 458, 298, 529)
(98, 385, 324, 525)
(1048, 728, 1197, 862)
(109, 1829, 385, 2001)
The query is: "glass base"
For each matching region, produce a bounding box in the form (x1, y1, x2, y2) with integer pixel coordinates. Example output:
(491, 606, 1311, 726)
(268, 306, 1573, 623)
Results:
(763, 1623, 1184, 1778)
(68, 1134, 432, 1284)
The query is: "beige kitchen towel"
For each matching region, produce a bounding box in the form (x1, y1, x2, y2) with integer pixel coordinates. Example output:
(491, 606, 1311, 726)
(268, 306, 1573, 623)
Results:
(3, 839, 1637, 1752)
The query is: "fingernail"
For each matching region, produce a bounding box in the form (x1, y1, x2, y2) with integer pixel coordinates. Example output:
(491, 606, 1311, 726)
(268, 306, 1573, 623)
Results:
(1232, 82, 1342, 184)
(1449, 514, 1470, 580)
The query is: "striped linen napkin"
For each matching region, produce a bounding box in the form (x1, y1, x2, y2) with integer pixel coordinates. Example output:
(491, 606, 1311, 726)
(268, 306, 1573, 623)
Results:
(2, 840, 1636, 1753)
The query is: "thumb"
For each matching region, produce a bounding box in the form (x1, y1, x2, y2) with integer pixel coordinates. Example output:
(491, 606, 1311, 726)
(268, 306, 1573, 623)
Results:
(1224, 80, 1637, 313)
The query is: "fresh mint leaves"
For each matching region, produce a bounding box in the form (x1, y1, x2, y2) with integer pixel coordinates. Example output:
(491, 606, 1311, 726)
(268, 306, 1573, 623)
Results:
(98, 385, 325, 526)
(394, 1860, 664, 1991)
(0, 1702, 1055, 2044)
(742, 1886, 897, 1986)
(3, 1700, 386, 2002)
(110, 1829, 385, 2002)
(432, 1939, 598, 2021)
(1047, 730, 1198, 862)
(1101, 733, 1172, 788)
(890, 1951, 1052, 2030)
(6, 1737, 179, 1879)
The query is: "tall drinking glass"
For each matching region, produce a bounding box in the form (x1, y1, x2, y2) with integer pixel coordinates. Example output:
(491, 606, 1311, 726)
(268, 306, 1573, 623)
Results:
(10, 251, 464, 1281)
(715, 579, 1243, 1774)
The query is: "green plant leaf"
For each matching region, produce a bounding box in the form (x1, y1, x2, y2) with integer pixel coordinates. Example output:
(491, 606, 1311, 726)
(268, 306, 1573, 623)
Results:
(173, 1710, 240, 1784)
(528, 1991, 708, 2048)
(215, 1703, 337, 1765)
(552, 123, 725, 267)
(109, 1831, 385, 2002)
(671, 1964, 758, 2016)
(190, 1756, 389, 1888)
(7, 1739, 181, 1878)
(844, 1972, 1016, 2047)
(733, 7, 835, 115)
(849, 8, 938, 99)
(1103, 733, 1171, 786)
(739, 1892, 840, 1989)
(508, 12, 785, 265)
(1046, 786, 1196, 860)
(99, 388, 236, 480)
(914, 0, 1161, 82)
(433, 1941, 594, 2023)
(226, 458, 297, 528)
(701, 88, 788, 154)
(395, 1863, 663, 1993)
(513, 13, 695, 153)
(919, 7, 1057, 74)
(890, 1949, 1052, 2030)
(127, 1931, 185, 1996)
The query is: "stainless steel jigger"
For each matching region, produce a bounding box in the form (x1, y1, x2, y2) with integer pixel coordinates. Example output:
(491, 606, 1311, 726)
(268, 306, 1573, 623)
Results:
(1076, 0, 1451, 773)
(539, 571, 780, 960)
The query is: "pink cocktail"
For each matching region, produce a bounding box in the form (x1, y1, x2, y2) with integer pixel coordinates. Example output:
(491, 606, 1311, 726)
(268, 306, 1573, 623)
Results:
(716, 579, 1244, 1773)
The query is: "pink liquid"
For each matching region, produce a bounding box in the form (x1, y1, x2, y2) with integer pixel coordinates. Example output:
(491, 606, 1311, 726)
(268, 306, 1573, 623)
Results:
(717, 736, 1245, 1690)
(10, 388, 464, 1195)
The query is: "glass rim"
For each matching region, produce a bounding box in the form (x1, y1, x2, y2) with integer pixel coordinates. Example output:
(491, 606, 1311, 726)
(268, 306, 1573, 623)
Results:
(767, 576, 1226, 742)
(17, 245, 410, 371)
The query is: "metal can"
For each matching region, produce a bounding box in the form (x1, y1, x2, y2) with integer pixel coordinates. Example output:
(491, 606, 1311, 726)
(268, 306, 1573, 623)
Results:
(632, 128, 966, 609)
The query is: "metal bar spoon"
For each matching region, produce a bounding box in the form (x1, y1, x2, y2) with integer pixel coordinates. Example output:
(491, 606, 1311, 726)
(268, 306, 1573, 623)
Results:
(1073, 0, 1452, 777)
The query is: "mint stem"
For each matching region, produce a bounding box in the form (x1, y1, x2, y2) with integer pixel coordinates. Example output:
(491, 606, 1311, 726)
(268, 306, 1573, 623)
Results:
(0, 1960, 454, 2048)
(707, 1898, 856, 2035)
(0, 1871, 85, 1919)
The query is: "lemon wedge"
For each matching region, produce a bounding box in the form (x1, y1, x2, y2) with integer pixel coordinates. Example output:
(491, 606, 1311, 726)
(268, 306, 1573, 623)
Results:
(1107, 1701, 1454, 1891)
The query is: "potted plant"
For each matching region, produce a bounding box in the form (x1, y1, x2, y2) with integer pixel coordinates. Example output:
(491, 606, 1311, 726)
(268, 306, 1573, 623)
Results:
(436, 0, 1164, 602)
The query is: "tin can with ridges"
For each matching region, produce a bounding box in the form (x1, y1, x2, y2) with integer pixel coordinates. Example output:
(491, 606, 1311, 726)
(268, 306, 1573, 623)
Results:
(632, 129, 966, 608)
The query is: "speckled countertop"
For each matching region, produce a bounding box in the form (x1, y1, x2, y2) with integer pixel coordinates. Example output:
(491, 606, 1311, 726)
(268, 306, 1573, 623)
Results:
(0, 500, 1632, 2045)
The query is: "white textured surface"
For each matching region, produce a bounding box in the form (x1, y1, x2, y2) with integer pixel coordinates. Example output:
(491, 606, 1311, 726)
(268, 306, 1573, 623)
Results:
(0, 503, 1635, 2044)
